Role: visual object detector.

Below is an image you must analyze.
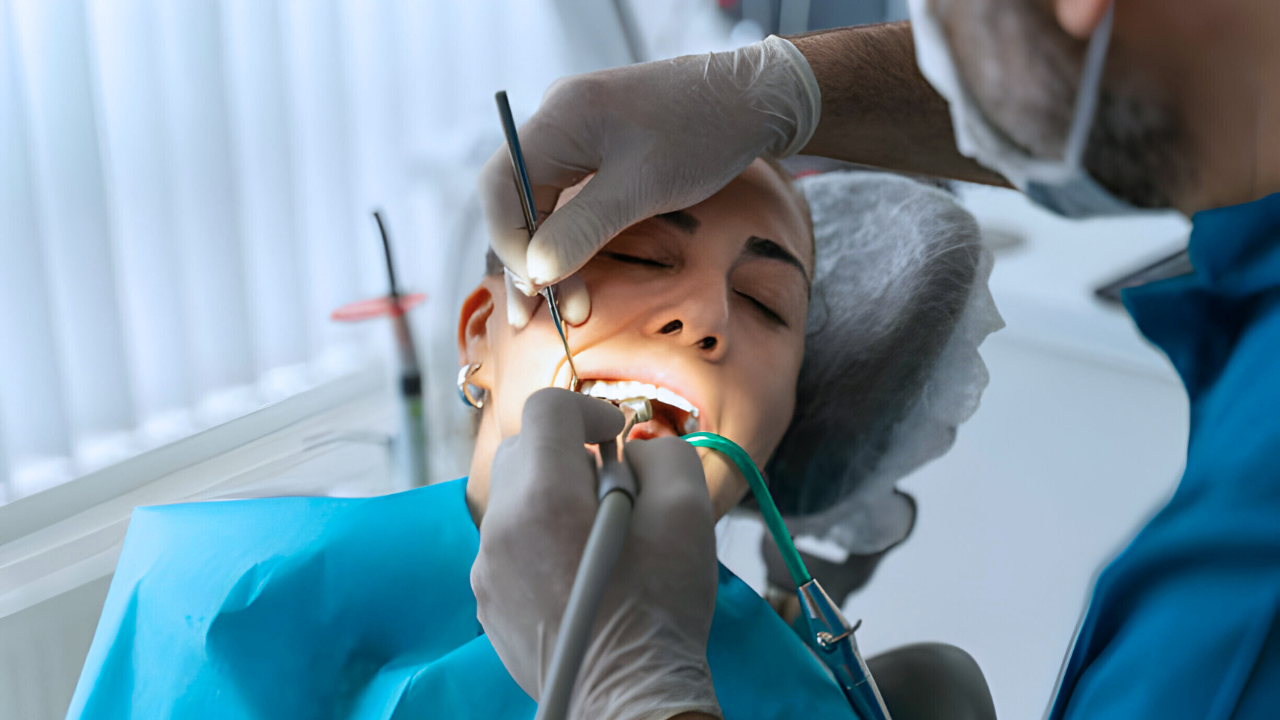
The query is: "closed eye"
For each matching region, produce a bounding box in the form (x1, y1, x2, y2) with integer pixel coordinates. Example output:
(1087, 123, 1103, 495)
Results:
(600, 252, 673, 269)
(735, 290, 787, 327)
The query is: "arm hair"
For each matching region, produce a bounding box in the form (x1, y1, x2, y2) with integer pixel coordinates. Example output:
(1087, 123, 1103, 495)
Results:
(790, 22, 1011, 187)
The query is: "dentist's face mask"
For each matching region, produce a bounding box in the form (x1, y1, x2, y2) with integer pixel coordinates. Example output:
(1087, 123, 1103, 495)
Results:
(909, 1, 1135, 218)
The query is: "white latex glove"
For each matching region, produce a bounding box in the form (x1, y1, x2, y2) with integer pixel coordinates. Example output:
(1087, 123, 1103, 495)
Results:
(482, 35, 821, 327)
(473, 389, 722, 720)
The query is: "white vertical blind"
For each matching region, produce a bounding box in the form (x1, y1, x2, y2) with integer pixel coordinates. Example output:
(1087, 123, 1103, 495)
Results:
(88, 0, 193, 445)
(0, 0, 737, 506)
(0, 0, 73, 496)
(221, 0, 308, 390)
(154, 0, 257, 421)
(9, 0, 136, 476)
(282, 0, 363, 378)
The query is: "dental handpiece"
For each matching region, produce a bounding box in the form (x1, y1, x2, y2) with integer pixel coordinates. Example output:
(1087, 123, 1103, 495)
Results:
(535, 398, 652, 720)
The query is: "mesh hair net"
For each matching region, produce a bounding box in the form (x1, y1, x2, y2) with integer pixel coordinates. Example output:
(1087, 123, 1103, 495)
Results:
(765, 170, 1003, 555)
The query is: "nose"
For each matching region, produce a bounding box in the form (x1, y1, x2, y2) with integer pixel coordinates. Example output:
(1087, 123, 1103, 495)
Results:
(644, 281, 729, 359)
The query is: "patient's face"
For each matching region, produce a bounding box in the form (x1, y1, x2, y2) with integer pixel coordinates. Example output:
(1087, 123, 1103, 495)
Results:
(462, 159, 812, 518)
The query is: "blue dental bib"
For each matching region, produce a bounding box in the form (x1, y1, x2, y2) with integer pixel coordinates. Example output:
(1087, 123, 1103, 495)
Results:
(68, 478, 855, 719)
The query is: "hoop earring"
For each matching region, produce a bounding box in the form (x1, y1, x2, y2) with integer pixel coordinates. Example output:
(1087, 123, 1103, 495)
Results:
(457, 363, 485, 409)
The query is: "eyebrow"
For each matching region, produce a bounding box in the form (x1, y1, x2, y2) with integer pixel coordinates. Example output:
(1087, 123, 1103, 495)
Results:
(655, 210, 700, 234)
(743, 236, 810, 286)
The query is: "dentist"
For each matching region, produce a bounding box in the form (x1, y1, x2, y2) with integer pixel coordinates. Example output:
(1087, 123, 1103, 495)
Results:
(475, 1, 1280, 719)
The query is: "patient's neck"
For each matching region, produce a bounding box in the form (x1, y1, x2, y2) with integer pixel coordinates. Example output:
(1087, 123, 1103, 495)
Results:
(465, 411, 501, 527)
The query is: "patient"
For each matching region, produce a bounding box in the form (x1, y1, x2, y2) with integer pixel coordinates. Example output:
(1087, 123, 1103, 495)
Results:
(67, 160, 996, 720)
(459, 158, 812, 523)
(459, 160, 998, 720)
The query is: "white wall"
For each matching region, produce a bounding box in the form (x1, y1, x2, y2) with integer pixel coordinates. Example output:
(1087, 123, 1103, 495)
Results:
(852, 333, 1185, 720)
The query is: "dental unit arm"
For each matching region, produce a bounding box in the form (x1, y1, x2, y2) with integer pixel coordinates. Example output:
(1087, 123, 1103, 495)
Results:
(683, 432, 893, 720)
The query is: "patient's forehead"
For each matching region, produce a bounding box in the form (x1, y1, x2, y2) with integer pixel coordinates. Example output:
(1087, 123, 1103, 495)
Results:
(555, 159, 812, 270)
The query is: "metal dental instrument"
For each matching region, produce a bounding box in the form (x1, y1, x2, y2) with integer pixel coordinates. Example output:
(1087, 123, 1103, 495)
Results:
(495, 91, 578, 388)
(537, 398, 652, 720)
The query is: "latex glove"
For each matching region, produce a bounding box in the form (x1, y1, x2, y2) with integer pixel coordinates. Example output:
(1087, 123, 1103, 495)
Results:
(482, 35, 820, 327)
(473, 389, 722, 720)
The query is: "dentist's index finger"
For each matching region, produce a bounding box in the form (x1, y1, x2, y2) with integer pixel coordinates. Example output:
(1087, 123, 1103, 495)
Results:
(503, 269, 540, 330)
(524, 162, 643, 288)
(479, 114, 599, 287)
(520, 388, 625, 449)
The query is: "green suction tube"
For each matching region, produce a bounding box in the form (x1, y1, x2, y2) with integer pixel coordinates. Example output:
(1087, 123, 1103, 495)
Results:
(682, 432, 811, 587)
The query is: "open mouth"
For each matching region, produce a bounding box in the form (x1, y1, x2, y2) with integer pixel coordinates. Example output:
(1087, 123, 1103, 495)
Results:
(578, 380, 700, 439)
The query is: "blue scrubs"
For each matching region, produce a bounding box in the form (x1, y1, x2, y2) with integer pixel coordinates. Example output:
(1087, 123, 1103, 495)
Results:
(66, 477, 856, 720)
(1050, 194, 1280, 720)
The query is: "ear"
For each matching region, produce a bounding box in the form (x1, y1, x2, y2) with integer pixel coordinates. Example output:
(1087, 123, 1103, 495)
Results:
(1054, 0, 1111, 40)
(457, 281, 497, 368)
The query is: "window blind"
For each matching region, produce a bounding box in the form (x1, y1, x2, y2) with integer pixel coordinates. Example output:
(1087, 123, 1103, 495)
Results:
(0, 0, 739, 507)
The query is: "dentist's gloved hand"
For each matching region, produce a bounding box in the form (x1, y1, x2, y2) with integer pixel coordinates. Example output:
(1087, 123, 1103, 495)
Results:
(482, 35, 821, 327)
(473, 389, 722, 720)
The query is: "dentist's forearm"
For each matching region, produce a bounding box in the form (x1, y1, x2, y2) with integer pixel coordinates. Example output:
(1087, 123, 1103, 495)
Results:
(790, 22, 1011, 187)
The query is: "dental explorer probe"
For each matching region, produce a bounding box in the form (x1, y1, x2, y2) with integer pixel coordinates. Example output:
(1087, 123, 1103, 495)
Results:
(536, 398, 653, 720)
(495, 91, 579, 388)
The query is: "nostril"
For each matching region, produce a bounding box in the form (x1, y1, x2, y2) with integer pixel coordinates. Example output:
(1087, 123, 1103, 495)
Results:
(659, 320, 683, 334)
(697, 336, 717, 351)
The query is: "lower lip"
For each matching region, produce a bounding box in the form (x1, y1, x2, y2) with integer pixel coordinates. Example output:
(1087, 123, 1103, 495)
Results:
(627, 419, 679, 441)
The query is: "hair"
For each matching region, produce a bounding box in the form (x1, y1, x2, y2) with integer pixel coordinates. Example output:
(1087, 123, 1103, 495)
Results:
(765, 171, 982, 520)
(929, 0, 1185, 209)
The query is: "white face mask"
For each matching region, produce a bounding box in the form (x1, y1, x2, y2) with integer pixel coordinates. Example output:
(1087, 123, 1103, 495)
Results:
(909, 1, 1135, 218)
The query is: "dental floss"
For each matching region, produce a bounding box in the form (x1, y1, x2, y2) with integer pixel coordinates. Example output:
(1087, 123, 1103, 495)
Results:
(494, 91, 579, 388)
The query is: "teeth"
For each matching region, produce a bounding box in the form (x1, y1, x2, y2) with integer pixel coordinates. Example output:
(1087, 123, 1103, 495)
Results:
(580, 380, 699, 419)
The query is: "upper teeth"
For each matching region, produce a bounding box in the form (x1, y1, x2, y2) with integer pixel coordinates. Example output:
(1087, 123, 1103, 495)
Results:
(580, 380, 699, 418)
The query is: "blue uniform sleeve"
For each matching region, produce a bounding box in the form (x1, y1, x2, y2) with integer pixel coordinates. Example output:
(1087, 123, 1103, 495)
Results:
(1233, 611, 1280, 720)
(1057, 578, 1280, 720)
(1053, 194, 1280, 720)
